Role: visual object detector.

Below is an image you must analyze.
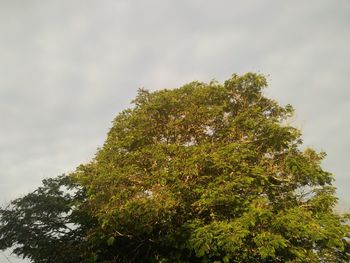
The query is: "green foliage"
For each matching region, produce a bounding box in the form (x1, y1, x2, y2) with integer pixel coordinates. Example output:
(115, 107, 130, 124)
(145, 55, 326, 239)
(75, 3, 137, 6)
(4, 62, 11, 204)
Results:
(1, 73, 349, 262)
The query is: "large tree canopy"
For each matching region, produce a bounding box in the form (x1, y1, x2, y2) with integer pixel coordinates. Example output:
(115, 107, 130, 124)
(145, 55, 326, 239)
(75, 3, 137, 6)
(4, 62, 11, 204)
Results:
(1, 73, 349, 262)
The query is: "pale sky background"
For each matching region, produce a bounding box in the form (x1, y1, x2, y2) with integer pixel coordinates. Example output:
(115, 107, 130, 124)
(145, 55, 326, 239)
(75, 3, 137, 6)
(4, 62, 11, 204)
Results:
(0, 0, 349, 262)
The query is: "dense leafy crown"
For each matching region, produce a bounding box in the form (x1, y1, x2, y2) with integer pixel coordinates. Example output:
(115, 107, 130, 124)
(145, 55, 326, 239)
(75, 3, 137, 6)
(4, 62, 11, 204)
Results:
(1, 73, 349, 262)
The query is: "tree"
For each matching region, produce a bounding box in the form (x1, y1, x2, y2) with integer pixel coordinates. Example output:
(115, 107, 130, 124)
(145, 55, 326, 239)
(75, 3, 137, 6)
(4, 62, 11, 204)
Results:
(0, 175, 97, 262)
(1, 73, 349, 262)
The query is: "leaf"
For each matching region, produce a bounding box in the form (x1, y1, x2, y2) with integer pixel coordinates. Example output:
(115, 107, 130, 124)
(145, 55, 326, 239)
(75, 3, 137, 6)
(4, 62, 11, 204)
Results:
(107, 236, 115, 246)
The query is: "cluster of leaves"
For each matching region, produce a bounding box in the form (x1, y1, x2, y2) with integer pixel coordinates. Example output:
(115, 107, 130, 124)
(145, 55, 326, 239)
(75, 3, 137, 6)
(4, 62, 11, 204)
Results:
(1, 73, 349, 262)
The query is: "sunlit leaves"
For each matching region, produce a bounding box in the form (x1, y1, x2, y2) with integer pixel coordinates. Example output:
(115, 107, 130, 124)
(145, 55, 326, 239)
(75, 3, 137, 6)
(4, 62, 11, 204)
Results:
(74, 73, 349, 262)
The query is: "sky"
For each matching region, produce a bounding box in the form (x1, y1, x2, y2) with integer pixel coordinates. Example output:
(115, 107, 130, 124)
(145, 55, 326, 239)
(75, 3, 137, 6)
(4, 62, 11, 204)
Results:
(0, 0, 349, 262)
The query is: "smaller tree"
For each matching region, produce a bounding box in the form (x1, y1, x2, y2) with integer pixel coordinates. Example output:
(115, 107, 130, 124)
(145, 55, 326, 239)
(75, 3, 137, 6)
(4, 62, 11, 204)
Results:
(0, 175, 98, 263)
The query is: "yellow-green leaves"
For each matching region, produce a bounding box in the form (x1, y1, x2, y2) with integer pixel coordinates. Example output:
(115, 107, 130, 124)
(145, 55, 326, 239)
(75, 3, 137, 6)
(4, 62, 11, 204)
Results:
(73, 73, 350, 261)
(254, 232, 287, 259)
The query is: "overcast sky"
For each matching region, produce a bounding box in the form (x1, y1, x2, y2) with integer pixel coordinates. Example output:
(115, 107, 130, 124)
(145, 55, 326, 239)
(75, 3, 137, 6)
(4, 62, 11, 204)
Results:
(0, 0, 349, 262)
